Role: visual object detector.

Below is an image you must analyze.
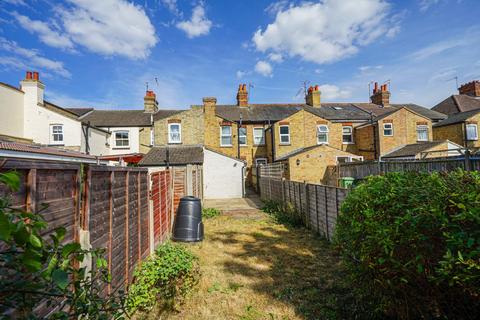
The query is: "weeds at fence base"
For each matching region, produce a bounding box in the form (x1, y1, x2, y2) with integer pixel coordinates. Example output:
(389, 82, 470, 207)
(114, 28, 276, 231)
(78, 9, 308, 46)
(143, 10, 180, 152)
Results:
(261, 200, 303, 228)
(202, 207, 221, 219)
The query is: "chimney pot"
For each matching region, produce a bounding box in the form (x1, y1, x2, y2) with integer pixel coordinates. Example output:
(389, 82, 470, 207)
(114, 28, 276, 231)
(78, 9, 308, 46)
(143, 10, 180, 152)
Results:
(374, 82, 379, 93)
(236, 83, 249, 106)
(33, 71, 39, 81)
(314, 85, 319, 91)
(26, 71, 32, 80)
(306, 84, 321, 107)
(371, 81, 390, 105)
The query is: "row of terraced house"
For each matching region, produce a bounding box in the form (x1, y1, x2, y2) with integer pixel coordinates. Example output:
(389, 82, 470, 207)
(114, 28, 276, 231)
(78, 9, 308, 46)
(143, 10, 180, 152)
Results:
(1, 72, 480, 197)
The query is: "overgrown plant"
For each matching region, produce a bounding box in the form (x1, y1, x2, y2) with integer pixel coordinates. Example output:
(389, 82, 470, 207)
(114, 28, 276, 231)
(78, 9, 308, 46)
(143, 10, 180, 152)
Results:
(335, 170, 480, 319)
(262, 200, 303, 227)
(0, 171, 129, 319)
(202, 207, 221, 219)
(127, 242, 200, 313)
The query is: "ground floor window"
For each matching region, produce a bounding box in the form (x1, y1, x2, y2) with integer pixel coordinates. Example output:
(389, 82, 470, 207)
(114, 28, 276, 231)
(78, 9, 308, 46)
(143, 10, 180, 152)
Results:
(255, 158, 268, 166)
(466, 123, 478, 140)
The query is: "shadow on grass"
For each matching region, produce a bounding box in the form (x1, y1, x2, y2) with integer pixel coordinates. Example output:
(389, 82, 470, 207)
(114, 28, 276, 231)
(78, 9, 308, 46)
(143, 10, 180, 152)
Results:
(208, 223, 369, 320)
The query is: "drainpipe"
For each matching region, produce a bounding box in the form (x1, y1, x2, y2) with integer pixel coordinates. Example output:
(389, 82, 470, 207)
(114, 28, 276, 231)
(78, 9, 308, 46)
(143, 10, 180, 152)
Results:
(82, 121, 91, 155)
(370, 112, 378, 159)
(269, 120, 275, 162)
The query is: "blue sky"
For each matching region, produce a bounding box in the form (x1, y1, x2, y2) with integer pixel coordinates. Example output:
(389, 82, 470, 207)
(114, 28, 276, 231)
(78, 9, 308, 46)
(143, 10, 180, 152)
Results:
(0, 0, 479, 110)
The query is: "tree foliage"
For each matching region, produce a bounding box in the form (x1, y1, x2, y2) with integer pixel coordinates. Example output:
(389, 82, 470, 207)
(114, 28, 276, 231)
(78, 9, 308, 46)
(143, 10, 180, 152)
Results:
(335, 170, 480, 319)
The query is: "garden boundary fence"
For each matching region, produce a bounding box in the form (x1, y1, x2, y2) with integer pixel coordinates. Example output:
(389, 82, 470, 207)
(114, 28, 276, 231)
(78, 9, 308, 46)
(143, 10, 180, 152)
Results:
(258, 172, 349, 241)
(0, 157, 176, 294)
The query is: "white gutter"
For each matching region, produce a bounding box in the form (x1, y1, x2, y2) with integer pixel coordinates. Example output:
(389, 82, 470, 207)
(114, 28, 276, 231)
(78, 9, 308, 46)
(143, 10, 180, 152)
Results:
(0, 150, 108, 165)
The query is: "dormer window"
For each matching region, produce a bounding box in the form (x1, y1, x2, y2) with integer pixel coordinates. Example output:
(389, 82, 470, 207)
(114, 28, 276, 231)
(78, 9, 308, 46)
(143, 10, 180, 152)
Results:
(50, 124, 64, 145)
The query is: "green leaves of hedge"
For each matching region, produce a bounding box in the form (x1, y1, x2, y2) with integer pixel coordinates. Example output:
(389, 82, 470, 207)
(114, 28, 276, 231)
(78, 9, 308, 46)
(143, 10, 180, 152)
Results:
(335, 170, 480, 318)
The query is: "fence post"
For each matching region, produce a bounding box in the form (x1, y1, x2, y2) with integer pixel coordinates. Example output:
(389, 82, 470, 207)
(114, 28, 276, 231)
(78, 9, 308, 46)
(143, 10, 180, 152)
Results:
(324, 186, 329, 240)
(304, 182, 309, 229)
(137, 172, 141, 261)
(281, 178, 285, 205)
(315, 186, 320, 234)
(465, 149, 471, 171)
(124, 171, 130, 286)
(108, 170, 114, 294)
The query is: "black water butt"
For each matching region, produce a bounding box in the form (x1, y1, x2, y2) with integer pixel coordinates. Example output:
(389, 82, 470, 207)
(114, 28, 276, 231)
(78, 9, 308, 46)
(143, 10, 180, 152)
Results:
(172, 196, 204, 242)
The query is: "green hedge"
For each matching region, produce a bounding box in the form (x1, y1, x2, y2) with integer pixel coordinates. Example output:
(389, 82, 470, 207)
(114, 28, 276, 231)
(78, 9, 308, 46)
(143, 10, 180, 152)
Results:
(335, 170, 480, 318)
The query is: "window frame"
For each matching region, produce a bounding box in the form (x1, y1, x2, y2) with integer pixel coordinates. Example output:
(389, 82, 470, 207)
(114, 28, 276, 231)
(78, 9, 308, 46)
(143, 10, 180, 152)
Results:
(466, 123, 478, 141)
(255, 158, 268, 166)
(279, 125, 290, 145)
(220, 125, 233, 147)
(416, 125, 429, 142)
(50, 124, 64, 145)
(168, 123, 182, 144)
(113, 130, 130, 148)
(238, 126, 247, 146)
(336, 156, 364, 164)
(342, 125, 354, 144)
(317, 124, 329, 144)
(253, 127, 265, 146)
(383, 123, 393, 136)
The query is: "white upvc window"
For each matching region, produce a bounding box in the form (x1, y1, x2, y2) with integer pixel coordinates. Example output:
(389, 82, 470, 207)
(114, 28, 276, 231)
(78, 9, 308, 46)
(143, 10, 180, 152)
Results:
(317, 125, 329, 144)
(150, 128, 155, 146)
(50, 124, 64, 145)
(336, 156, 363, 164)
(342, 126, 354, 144)
(239, 127, 247, 146)
(168, 123, 181, 144)
(114, 130, 129, 148)
(255, 158, 268, 166)
(383, 123, 393, 136)
(416, 125, 429, 141)
(220, 126, 232, 146)
(466, 124, 478, 140)
(253, 127, 265, 145)
(279, 125, 290, 144)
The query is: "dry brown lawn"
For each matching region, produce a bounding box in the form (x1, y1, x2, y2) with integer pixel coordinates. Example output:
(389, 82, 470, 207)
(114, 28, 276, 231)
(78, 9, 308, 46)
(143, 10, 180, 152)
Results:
(149, 211, 355, 320)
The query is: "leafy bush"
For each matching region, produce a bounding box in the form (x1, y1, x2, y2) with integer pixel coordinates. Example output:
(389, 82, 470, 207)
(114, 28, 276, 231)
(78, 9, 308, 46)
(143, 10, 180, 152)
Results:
(335, 170, 480, 319)
(262, 200, 303, 227)
(127, 242, 200, 312)
(0, 171, 128, 319)
(202, 207, 221, 219)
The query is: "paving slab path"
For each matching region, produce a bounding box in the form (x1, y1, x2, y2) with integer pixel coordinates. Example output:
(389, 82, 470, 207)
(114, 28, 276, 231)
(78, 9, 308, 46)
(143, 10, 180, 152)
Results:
(152, 199, 354, 320)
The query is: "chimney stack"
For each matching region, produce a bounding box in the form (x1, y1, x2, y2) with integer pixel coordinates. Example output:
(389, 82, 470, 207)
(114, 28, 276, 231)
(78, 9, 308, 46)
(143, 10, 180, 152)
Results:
(458, 80, 480, 97)
(371, 82, 390, 106)
(306, 85, 321, 107)
(144, 90, 158, 113)
(236, 84, 248, 106)
(20, 70, 44, 105)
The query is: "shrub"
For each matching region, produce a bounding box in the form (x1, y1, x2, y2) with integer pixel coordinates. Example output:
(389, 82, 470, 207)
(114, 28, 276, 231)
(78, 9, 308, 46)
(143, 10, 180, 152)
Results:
(127, 242, 200, 312)
(335, 170, 480, 319)
(202, 207, 221, 219)
(262, 200, 303, 227)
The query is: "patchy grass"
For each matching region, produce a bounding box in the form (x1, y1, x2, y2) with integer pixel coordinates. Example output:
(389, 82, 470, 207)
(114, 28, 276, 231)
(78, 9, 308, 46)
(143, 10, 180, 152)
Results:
(157, 210, 359, 320)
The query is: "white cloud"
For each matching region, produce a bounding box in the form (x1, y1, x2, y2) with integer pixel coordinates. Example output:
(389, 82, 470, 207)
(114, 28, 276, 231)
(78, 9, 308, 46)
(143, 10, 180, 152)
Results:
(236, 70, 246, 79)
(358, 64, 383, 75)
(409, 37, 471, 61)
(253, 0, 400, 64)
(161, 0, 182, 17)
(176, 3, 212, 38)
(268, 52, 283, 63)
(14, 0, 157, 59)
(418, 0, 441, 12)
(265, 0, 289, 16)
(318, 84, 351, 100)
(0, 37, 71, 77)
(254, 60, 273, 77)
(14, 13, 75, 51)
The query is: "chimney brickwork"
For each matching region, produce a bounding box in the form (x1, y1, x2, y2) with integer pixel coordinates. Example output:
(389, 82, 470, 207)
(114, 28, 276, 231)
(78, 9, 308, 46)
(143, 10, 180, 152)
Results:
(236, 84, 248, 106)
(371, 82, 390, 106)
(144, 90, 158, 113)
(306, 85, 321, 107)
(458, 80, 480, 97)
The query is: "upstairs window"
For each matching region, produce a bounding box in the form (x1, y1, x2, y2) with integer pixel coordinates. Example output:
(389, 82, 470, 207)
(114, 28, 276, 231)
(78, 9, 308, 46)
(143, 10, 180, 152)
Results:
(416, 125, 428, 141)
(253, 127, 265, 145)
(342, 126, 353, 144)
(255, 158, 268, 166)
(466, 124, 478, 140)
(317, 125, 329, 144)
(114, 131, 129, 148)
(279, 125, 290, 144)
(50, 124, 64, 144)
(239, 127, 247, 146)
(383, 123, 393, 136)
(168, 123, 181, 144)
(220, 126, 232, 146)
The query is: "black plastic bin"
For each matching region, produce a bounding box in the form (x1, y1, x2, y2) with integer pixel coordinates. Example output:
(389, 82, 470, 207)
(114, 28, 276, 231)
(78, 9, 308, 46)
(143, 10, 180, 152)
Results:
(172, 196, 204, 242)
